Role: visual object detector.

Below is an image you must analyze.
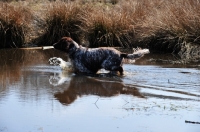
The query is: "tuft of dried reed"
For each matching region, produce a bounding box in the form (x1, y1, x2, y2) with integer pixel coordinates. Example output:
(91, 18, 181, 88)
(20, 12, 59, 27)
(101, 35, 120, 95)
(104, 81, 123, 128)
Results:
(35, 1, 83, 46)
(0, 2, 32, 48)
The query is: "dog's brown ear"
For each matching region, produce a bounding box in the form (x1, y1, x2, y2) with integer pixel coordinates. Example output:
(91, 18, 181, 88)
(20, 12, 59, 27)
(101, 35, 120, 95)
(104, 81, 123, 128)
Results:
(62, 37, 73, 42)
(53, 37, 77, 53)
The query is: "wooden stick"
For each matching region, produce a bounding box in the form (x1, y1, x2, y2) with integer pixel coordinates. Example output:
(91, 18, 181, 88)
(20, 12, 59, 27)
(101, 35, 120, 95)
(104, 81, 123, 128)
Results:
(20, 46, 54, 50)
(20, 47, 43, 50)
(42, 46, 54, 50)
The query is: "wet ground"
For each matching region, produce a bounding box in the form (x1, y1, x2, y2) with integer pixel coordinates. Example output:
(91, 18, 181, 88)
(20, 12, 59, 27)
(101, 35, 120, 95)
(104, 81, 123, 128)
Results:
(0, 49, 200, 132)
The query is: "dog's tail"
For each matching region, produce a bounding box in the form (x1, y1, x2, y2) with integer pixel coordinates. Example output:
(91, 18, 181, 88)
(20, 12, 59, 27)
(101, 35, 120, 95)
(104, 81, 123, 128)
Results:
(121, 48, 150, 59)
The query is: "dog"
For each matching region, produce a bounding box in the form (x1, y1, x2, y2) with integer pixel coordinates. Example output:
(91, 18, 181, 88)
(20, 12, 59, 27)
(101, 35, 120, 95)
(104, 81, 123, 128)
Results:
(53, 37, 149, 75)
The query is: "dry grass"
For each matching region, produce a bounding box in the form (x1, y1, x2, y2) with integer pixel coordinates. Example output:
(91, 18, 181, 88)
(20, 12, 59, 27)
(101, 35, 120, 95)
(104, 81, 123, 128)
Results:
(80, 0, 152, 47)
(80, 4, 130, 47)
(35, 1, 83, 46)
(139, 0, 200, 53)
(0, 2, 32, 48)
(0, 0, 200, 55)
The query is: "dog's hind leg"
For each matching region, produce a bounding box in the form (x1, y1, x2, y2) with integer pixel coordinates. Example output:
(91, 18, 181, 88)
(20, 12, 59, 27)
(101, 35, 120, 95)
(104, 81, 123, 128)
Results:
(110, 66, 124, 75)
(103, 64, 124, 75)
(101, 58, 124, 75)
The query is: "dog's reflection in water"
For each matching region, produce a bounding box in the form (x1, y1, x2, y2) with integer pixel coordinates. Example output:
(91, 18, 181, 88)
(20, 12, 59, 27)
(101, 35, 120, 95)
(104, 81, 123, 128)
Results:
(49, 71, 144, 105)
(49, 71, 72, 87)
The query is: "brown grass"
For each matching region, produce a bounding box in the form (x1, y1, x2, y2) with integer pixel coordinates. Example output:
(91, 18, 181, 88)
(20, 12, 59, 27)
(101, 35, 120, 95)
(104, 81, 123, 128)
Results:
(0, 2, 32, 48)
(138, 0, 200, 53)
(80, 0, 152, 47)
(35, 1, 83, 46)
(0, 0, 200, 55)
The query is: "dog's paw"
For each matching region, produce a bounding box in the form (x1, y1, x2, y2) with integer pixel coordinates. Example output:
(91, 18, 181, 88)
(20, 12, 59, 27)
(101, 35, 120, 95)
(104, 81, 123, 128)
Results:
(49, 57, 62, 66)
(49, 57, 74, 71)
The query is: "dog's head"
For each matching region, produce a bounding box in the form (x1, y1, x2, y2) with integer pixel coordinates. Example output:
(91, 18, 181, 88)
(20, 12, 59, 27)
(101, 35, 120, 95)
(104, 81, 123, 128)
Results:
(53, 37, 79, 53)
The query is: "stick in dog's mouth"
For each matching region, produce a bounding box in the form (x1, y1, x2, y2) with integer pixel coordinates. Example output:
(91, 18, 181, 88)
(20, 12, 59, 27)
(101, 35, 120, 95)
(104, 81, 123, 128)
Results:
(42, 46, 54, 50)
(19, 46, 54, 50)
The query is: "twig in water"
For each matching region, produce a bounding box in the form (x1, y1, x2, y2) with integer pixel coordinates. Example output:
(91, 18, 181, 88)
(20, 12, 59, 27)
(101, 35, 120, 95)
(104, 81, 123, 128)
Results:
(185, 120, 200, 124)
(94, 97, 99, 109)
(122, 98, 129, 107)
(95, 97, 99, 104)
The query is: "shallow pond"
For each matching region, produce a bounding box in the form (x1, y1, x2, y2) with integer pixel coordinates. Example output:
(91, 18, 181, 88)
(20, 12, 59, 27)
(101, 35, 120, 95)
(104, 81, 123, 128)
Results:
(0, 49, 200, 132)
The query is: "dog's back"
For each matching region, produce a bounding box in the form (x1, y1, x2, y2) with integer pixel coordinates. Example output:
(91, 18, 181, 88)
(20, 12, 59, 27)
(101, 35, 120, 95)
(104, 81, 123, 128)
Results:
(70, 46, 122, 73)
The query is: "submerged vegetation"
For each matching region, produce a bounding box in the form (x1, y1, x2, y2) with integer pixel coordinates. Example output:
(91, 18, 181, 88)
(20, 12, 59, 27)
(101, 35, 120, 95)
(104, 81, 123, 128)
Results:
(0, 0, 200, 61)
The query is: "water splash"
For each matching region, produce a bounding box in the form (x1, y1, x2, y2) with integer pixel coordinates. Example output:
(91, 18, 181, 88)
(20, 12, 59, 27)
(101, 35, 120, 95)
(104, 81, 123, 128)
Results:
(49, 57, 73, 71)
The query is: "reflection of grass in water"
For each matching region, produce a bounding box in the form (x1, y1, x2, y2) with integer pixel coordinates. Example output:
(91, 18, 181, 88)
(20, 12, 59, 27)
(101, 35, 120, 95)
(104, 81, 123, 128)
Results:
(0, 49, 68, 89)
(0, 65, 21, 90)
(0, 49, 68, 66)
(0, 49, 25, 89)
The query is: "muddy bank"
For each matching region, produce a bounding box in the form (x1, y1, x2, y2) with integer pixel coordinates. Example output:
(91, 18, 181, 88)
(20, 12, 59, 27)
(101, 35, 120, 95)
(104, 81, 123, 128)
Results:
(149, 42, 200, 63)
(178, 43, 200, 63)
(116, 42, 200, 64)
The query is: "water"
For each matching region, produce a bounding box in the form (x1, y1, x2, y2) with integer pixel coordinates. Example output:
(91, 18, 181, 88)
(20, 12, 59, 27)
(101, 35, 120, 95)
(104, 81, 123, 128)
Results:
(0, 49, 200, 132)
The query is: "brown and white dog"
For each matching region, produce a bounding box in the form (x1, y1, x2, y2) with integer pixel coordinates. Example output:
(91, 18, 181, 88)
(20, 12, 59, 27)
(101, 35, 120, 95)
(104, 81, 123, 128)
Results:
(53, 37, 149, 75)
